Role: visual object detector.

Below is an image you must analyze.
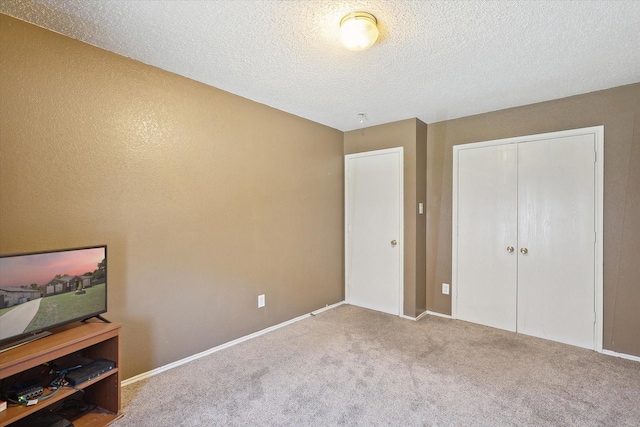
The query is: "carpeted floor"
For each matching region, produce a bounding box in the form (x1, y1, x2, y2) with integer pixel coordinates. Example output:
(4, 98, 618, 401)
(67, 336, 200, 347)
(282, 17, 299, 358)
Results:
(114, 304, 640, 426)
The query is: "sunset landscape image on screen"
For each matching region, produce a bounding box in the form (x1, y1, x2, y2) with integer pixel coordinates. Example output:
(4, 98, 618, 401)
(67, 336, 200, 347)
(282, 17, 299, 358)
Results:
(0, 246, 107, 342)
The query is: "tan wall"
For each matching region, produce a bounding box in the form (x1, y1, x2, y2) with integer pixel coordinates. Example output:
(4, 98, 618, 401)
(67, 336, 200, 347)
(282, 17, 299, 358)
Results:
(426, 83, 640, 357)
(344, 119, 427, 317)
(0, 15, 345, 379)
(415, 120, 427, 315)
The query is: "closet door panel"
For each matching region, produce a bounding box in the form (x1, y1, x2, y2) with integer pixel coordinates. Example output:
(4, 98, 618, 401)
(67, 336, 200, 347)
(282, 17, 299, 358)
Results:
(517, 135, 596, 349)
(456, 144, 518, 331)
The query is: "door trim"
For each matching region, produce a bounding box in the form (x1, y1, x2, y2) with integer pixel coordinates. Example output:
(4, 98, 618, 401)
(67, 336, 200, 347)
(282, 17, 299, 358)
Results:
(452, 126, 604, 352)
(345, 147, 404, 316)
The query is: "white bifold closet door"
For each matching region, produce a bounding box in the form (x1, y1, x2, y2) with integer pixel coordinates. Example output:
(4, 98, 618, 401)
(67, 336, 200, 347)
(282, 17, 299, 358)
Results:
(516, 135, 596, 348)
(457, 143, 518, 332)
(455, 130, 598, 350)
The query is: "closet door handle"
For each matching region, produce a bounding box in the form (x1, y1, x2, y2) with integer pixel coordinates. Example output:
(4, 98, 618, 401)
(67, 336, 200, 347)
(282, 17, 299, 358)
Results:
(520, 247, 528, 255)
(506, 246, 514, 253)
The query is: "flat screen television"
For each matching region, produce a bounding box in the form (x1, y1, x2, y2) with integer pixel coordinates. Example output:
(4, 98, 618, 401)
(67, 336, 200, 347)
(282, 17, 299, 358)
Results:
(0, 245, 107, 351)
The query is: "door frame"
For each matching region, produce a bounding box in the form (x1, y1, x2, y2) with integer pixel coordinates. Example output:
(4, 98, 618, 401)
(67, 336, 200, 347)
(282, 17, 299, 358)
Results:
(345, 147, 404, 316)
(452, 126, 604, 352)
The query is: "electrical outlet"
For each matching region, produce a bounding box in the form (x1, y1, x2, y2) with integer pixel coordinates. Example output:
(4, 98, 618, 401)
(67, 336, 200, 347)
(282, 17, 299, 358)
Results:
(442, 283, 450, 295)
(258, 294, 265, 308)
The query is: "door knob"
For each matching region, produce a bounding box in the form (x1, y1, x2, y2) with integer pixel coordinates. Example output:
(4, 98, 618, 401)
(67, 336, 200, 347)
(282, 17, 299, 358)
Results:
(507, 246, 514, 253)
(520, 247, 528, 254)
(391, 240, 398, 246)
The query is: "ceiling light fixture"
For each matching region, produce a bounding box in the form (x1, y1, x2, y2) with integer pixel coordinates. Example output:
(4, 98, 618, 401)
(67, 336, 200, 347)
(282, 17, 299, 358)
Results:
(339, 12, 379, 51)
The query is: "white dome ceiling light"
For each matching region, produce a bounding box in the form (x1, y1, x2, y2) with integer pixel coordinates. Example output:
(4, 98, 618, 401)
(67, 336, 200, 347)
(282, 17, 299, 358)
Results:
(339, 12, 379, 51)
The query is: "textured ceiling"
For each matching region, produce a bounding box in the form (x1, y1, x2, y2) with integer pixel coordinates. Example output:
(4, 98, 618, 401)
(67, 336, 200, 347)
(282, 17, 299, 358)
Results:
(1, 0, 639, 131)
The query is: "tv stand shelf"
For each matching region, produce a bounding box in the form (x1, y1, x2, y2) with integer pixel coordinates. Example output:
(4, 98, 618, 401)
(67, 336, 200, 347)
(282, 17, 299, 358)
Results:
(0, 322, 121, 427)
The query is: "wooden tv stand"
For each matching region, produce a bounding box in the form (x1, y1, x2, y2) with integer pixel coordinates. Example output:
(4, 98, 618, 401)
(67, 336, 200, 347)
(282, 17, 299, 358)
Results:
(0, 322, 121, 426)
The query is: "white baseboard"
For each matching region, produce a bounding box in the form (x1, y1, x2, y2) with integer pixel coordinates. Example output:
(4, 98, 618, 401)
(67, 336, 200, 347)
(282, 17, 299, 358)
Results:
(310, 301, 345, 316)
(602, 349, 640, 363)
(426, 310, 452, 319)
(121, 301, 346, 387)
(400, 310, 447, 321)
(415, 310, 429, 321)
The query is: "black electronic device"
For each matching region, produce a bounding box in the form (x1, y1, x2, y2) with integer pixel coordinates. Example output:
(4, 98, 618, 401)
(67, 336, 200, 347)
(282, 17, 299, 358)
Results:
(14, 384, 44, 401)
(7, 377, 44, 401)
(64, 359, 115, 386)
(12, 411, 73, 427)
(0, 245, 108, 352)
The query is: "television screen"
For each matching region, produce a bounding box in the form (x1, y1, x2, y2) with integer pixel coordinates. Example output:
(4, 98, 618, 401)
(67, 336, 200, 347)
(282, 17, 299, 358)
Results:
(0, 245, 107, 348)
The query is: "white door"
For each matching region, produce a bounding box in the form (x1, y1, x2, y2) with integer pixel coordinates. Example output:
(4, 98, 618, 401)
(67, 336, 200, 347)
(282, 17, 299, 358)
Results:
(345, 148, 403, 315)
(456, 144, 518, 331)
(453, 127, 603, 351)
(517, 134, 596, 348)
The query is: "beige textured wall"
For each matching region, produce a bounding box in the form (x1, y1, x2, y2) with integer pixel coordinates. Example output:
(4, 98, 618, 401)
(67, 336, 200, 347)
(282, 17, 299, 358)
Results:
(426, 83, 640, 357)
(344, 119, 427, 317)
(0, 15, 345, 379)
(415, 120, 427, 315)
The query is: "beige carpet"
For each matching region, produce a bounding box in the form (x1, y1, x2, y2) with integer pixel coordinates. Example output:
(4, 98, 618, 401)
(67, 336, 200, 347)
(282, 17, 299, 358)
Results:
(114, 305, 640, 426)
